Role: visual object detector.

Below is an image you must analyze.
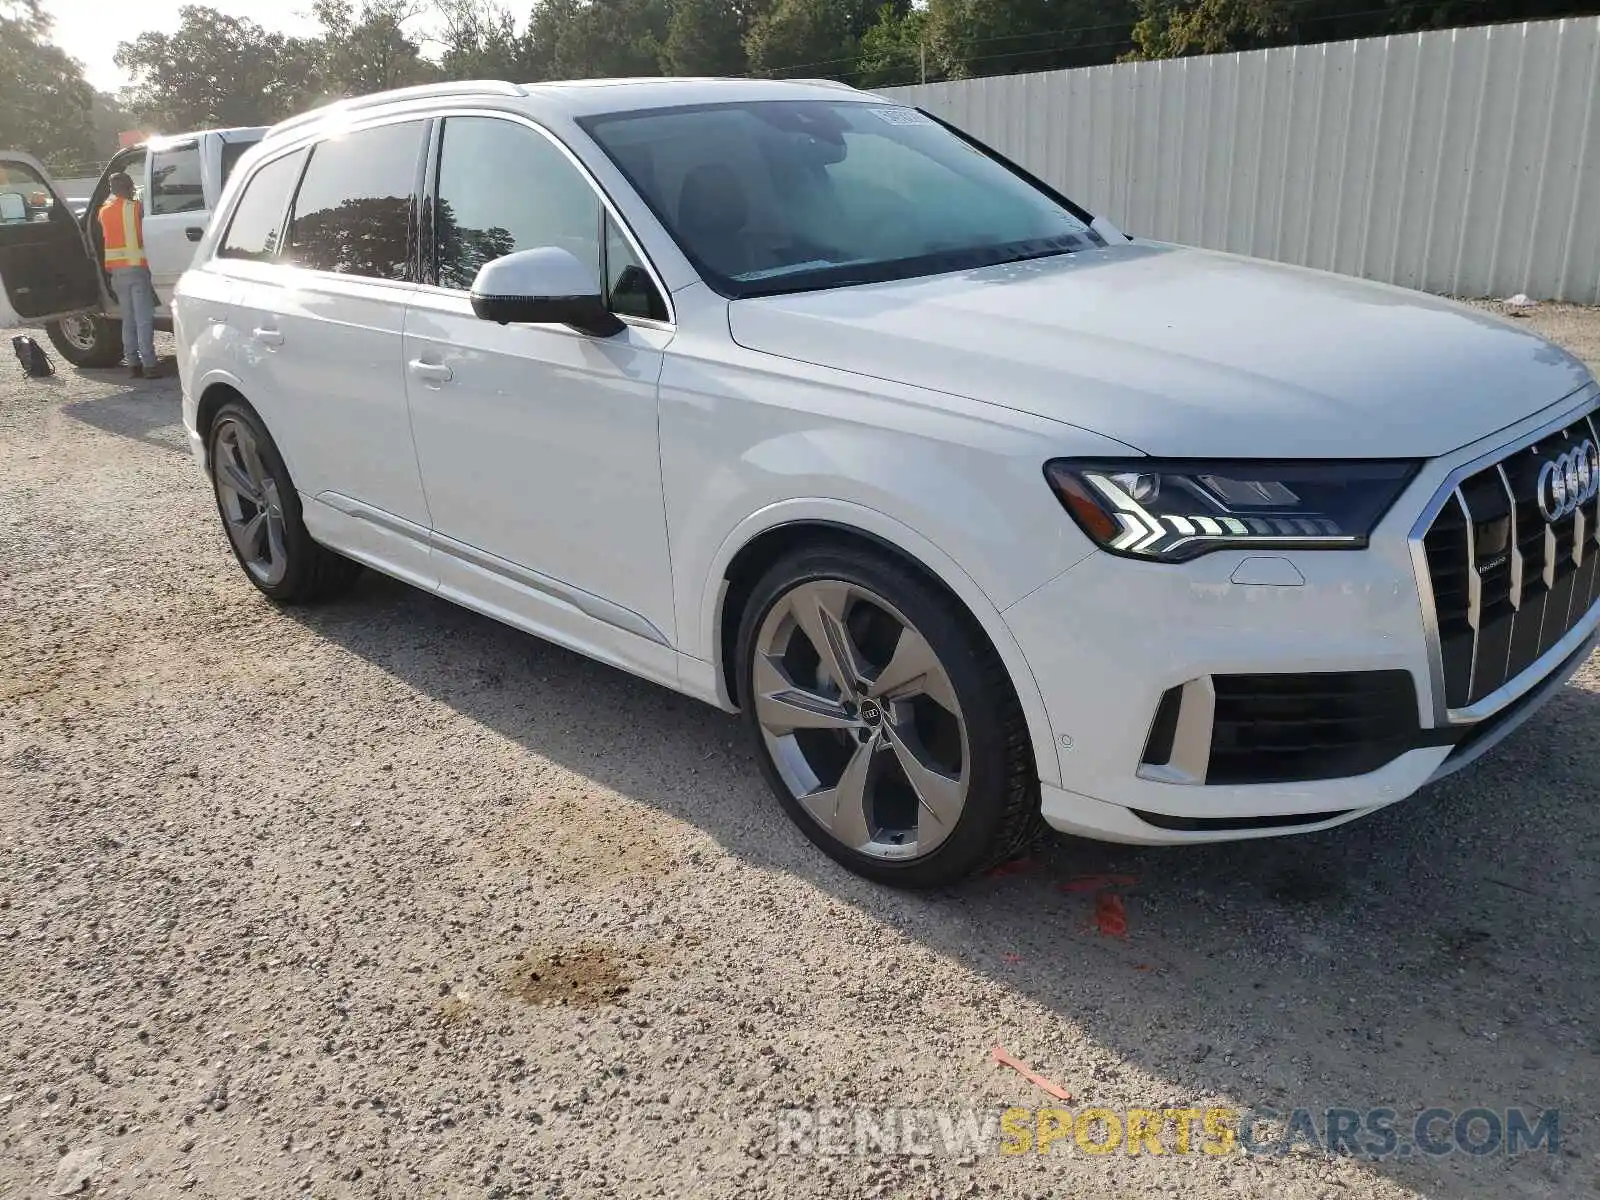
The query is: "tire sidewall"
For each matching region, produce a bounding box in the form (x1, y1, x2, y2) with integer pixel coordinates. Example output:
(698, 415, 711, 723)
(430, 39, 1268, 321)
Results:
(45, 315, 122, 368)
(737, 546, 1022, 887)
(207, 401, 319, 602)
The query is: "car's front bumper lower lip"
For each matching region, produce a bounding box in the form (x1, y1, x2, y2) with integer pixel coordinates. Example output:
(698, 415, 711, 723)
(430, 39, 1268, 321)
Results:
(1031, 625, 1595, 845)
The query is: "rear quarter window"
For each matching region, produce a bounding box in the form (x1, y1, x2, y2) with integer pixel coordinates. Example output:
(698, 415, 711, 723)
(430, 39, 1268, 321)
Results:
(220, 138, 261, 190)
(217, 150, 306, 262)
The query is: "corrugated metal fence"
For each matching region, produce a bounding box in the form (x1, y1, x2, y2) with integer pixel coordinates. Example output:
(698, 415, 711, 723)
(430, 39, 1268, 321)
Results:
(885, 17, 1600, 303)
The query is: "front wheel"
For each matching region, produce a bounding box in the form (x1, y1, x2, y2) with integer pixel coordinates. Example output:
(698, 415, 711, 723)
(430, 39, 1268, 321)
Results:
(207, 400, 362, 604)
(737, 544, 1041, 888)
(45, 313, 123, 368)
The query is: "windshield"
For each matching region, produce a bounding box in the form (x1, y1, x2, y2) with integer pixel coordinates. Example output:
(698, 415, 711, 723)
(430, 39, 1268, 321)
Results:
(580, 100, 1100, 298)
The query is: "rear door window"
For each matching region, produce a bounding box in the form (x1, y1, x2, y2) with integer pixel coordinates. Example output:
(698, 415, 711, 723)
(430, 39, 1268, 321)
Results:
(286, 121, 425, 281)
(149, 142, 206, 215)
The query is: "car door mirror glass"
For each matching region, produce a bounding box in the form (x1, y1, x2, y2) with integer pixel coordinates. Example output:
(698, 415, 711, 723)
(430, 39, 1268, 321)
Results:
(469, 246, 623, 338)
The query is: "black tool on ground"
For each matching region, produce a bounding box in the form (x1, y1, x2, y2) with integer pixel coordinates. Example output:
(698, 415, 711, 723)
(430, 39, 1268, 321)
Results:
(11, 335, 54, 378)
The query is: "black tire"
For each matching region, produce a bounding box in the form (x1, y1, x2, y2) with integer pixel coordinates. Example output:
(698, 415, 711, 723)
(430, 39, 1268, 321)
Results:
(45, 314, 123, 368)
(207, 399, 362, 604)
(737, 541, 1042, 888)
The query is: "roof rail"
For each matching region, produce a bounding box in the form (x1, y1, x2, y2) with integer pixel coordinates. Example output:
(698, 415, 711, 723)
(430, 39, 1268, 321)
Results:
(788, 78, 860, 91)
(266, 79, 524, 139)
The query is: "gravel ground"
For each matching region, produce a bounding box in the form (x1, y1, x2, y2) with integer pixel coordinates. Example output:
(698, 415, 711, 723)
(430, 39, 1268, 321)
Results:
(3, 302, 1600, 1200)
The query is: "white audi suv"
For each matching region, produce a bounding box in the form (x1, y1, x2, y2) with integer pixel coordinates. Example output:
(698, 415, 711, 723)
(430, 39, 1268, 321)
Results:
(174, 77, 1600, 887)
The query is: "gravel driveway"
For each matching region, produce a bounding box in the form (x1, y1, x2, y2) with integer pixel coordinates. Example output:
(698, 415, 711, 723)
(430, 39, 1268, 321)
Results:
(3, 305, 1599, 1200)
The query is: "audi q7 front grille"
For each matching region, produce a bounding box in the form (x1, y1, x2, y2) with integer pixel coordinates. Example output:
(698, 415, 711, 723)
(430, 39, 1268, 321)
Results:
(1420, 402, 1600, 711)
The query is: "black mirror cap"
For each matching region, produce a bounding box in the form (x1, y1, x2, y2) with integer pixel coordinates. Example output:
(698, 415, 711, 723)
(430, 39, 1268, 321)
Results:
(470, 291, 624, 338)
(185, 226, 204, 242)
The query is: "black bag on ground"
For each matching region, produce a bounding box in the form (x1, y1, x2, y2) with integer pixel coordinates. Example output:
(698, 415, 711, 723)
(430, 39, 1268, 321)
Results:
(11, 335, 54, 378)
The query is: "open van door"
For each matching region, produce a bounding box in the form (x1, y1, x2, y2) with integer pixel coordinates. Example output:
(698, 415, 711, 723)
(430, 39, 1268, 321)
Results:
(0, 150, 101, 327)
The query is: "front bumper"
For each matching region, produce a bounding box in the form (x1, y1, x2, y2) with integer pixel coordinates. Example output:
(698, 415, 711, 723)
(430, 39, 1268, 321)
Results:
(1003, 384, 1600, 844)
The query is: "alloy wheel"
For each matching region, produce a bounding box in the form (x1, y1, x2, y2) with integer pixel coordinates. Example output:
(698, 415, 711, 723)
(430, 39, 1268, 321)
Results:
(57, 315, 99, 353)
(212, 417, 288, 587)
(752, 579, 969, 861)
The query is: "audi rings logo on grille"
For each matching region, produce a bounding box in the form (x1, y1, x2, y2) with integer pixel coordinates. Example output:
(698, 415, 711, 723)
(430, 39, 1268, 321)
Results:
(1535, 439, 1600, 522)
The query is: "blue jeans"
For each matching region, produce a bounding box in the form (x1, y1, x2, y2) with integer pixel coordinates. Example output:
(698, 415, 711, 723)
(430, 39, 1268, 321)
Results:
(110, 265, 157, 369)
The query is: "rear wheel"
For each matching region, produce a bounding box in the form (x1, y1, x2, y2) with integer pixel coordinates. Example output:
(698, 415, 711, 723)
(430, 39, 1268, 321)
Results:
(738, 543, 1041, 888)
(45, 313, 122, 368)
(208, 400, 362, 603)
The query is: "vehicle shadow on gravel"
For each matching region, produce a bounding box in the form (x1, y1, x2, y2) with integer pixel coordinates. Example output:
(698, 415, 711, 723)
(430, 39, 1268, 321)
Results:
(288, 571, 1596, 1199)
(59, 373, 189, 456)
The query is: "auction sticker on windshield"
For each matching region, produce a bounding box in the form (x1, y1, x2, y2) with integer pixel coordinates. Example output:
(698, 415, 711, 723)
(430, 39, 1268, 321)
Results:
(871, 107, 935, 126)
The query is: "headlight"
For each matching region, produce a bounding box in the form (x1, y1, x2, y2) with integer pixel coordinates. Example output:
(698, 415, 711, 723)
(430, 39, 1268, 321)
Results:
(1044, 459, 1419, 562)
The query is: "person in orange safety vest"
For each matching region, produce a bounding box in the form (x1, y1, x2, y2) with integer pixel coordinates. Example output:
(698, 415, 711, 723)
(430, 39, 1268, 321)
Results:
(97, 172, 163, 378)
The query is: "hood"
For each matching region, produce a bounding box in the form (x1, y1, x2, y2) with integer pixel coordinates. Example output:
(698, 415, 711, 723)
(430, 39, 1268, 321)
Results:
(726, 242, 1595, 458)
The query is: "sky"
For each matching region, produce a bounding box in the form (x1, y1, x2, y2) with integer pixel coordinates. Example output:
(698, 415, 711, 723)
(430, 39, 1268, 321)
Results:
(44, 0, 320, 90)
(42, 0, 436, 92)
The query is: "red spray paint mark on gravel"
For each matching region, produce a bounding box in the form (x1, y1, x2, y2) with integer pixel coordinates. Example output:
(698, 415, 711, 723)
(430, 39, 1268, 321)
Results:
(1057, 873, 1138, 937)
(986, 856, 1036, 879)
(1094, 891, 1128, 937)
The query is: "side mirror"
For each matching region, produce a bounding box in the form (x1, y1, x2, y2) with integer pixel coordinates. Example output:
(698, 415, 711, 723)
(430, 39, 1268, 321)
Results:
(469, 246, 624, 338)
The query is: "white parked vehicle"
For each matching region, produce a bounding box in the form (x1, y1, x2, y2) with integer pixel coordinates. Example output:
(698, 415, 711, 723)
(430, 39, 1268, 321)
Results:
(0, 126, 265, 366)
(18, 77, 1600, 887)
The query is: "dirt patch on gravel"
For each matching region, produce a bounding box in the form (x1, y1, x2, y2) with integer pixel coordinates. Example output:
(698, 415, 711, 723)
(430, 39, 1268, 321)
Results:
(505, 943, 638, 1008)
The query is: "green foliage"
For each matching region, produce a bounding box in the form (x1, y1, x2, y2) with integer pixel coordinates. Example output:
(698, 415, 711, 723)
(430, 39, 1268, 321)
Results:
(523, 0, 671, 80)
(855, 4, 927, 86)
(661, 0, 749, 75)
(435, 0, 531, 78)
(310, 0, 438, 96)
(0, 0, 95, 166)
(90, 92, 139, 161)
(745, 0, 889, 77)
(1127, 0, 1288, 59)
(113, 6, 324, 130)
(924, 0, 1139, 80)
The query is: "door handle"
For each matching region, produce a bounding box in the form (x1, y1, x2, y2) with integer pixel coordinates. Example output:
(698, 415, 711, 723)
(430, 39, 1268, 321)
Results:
(185, 227, 204, 242)
(407, 359, 453, 384)
(251, 327, 284, 346)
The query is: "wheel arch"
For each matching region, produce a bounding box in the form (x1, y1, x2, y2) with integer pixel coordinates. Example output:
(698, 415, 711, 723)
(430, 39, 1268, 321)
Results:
(195, 378, 246, 459)
(706, 503, 1063, 786)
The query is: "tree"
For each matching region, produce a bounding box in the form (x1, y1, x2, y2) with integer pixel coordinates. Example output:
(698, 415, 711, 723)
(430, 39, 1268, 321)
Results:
(435, 198, 517, 288)
(855, 3, 926, 85)
(435, 0, 530, 78)
(115, 6, 321, 131)
(0, 0, 96, 166)
(745, 0, 884, 77)
(923, 0, 1139, 80)
(661, 0, 749, 75)
(91, 91, 140, 160)
(1126, 0, 1288, 58)
(312, 0, 437, 95)
(523, 0, 670, 80)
